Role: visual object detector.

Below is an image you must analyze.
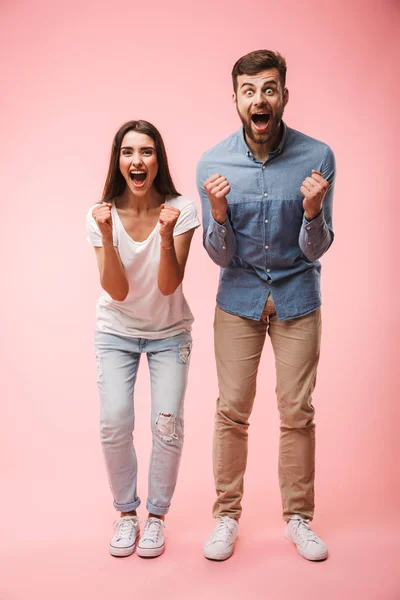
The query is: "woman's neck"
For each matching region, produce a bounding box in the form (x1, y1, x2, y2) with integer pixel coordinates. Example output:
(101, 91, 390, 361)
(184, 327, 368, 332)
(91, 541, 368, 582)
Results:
(117, 187, 164, 213)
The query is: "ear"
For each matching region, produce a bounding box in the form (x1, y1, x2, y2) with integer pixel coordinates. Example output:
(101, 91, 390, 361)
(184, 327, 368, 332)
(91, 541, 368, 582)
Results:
(232, 92, 236, 105)
(283, 87, 289, 107)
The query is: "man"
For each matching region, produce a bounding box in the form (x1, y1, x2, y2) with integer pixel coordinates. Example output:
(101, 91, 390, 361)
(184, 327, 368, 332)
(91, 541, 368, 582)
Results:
(197, 50, 335, 562)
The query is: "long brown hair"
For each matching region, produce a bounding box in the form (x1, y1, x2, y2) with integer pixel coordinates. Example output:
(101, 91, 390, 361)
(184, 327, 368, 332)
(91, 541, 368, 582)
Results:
(101, 120, 180, 202)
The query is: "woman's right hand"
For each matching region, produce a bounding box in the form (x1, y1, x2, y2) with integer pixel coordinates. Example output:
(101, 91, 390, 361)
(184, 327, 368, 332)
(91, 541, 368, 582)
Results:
(92, 203, 113, 241)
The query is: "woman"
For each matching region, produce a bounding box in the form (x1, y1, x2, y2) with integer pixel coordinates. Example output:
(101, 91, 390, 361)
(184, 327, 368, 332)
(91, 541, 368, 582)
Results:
(86, 120, 200, 558)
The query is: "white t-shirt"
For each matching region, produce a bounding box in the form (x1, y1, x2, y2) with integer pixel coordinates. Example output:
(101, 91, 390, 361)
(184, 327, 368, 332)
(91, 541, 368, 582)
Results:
(86, 195, 200, 339)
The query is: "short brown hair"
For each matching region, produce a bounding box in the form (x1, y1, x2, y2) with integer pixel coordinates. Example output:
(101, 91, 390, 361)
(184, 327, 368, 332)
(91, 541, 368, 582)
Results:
(232, 50, 287, 92)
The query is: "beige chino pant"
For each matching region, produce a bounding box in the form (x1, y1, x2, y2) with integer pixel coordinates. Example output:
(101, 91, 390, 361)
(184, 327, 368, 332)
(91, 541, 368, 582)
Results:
(213, 295, 321, 521)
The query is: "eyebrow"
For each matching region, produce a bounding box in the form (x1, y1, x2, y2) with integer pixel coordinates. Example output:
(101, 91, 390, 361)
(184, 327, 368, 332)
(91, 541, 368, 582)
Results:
(240, 79, 278, 89)
(120, 145, 155, 150)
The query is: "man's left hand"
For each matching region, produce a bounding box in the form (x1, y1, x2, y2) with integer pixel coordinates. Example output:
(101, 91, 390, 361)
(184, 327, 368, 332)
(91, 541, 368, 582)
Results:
(301, 170, 329, 221)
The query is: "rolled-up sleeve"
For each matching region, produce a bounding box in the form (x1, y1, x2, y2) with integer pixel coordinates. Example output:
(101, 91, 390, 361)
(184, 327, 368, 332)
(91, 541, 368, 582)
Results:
(196, 158, 237, 267)
(299, 146, 335, 261)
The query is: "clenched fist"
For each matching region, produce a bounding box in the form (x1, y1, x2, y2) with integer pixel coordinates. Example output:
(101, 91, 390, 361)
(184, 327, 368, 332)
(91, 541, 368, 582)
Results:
(159, 204, 180, 241)
(92, 202, 113, 241)
(204, 174, 230, 224)
(301, 170, 329, 221)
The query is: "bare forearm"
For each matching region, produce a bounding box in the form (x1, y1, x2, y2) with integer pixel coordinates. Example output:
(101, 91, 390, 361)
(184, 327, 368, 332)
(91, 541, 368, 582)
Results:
(158, 236, 183, 295)
(211, 208, 227, 224)
(99, 240, 129, 301)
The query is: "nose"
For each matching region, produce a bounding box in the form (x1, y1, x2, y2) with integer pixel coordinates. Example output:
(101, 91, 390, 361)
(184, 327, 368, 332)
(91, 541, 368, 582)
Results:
(254, 89, 268, 106)
(131, 151, 143, 167)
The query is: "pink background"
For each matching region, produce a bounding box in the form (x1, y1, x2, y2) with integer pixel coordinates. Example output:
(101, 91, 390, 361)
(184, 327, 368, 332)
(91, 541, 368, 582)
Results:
(1, 0, 399, 598)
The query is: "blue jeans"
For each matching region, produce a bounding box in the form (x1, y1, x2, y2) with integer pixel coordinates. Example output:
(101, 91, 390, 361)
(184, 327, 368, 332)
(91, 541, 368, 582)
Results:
(94, 330, 192, 516)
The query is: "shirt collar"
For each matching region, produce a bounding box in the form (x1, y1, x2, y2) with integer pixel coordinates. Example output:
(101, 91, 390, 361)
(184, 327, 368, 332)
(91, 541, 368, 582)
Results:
(238, 121, 288, 160)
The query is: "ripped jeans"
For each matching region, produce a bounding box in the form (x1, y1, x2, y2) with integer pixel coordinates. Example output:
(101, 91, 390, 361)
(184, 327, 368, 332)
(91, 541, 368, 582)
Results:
(94, 330, 192, 516)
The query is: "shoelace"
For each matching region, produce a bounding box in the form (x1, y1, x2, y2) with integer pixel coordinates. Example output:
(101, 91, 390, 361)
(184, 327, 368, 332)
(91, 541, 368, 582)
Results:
(140, 518, 165, 543)
(113, 517, 137, 541)
(210, 517, 236, 543)
(292, 518, 321, 545)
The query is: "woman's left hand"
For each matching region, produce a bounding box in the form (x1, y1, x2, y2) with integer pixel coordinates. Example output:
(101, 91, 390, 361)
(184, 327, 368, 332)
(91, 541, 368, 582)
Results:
(159, 204, 180, 241)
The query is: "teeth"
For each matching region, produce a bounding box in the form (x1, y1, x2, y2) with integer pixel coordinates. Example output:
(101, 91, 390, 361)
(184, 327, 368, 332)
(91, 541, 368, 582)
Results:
(129, 171, 147, 183)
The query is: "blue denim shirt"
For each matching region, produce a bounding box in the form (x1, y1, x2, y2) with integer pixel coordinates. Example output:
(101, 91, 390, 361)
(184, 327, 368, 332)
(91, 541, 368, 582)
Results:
(196, 123, 335, 321)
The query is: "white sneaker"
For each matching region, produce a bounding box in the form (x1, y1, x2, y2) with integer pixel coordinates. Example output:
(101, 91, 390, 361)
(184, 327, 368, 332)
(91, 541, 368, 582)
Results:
(137, 517, 165, 558)
(204, 516, 239, 561)
(285, 515, 328, 561)
(109, 516, 140, 557)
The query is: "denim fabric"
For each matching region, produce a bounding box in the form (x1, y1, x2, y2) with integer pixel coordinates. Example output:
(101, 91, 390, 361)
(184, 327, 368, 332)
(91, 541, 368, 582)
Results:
(196, 123, 335, 321)
(94, 330, 192, 515)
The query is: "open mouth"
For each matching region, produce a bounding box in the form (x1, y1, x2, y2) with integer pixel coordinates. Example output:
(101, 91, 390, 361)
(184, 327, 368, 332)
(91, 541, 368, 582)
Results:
(129, 171, 147, 187)
(251, 113, 271, 132)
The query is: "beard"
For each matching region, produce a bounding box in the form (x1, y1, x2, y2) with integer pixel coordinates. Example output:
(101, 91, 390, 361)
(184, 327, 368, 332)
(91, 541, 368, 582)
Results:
(239, 106, 284, 146)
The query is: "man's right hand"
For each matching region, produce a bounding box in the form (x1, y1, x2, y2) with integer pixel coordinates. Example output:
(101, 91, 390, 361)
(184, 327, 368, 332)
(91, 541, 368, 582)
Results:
(92, 202, 113, 242)
(204, 174, 230, 224)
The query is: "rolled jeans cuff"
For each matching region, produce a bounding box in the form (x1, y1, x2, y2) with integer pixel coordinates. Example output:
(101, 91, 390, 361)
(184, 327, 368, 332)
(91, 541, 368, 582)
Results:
(146, 500, 170, 516)
(113, 497, 141, 512)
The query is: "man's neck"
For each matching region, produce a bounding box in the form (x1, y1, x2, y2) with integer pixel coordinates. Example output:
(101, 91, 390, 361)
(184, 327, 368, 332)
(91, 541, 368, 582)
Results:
(245, 123, 284, 163)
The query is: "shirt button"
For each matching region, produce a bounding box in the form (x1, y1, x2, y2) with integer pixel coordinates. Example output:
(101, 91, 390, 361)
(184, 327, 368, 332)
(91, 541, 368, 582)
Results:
(265, 219, 269, 224)
(265, 245, 269, 250)
(220, 227, 226, 233)
(264, 192, 268, 197)
(262, 166, 266, 170)
(306, 226, 311, 231)
(268, 280, 272, 285)
(222, 245, 226, 249)
(307, 241, 312, 246)
(267, 269, 271, 273)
